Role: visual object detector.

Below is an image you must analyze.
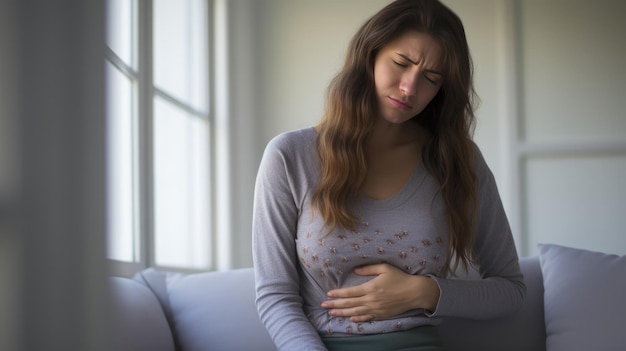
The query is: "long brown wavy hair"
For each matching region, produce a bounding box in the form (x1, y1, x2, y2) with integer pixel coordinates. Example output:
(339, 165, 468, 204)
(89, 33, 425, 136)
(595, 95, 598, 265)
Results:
(312, 0, 478, 274)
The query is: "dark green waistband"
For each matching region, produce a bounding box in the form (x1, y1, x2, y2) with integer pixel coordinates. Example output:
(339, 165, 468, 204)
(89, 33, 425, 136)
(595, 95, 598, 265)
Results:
(321, 325, 445, 351)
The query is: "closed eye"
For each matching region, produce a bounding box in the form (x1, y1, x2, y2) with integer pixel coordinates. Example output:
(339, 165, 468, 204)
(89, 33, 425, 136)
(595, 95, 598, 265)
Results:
(424, 69, 443, 85)
(393, 60, 408, 68)
(424, 74, 441, 85)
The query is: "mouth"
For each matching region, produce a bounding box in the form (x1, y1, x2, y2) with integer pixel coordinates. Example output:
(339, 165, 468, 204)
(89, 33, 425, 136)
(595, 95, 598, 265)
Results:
(388, 96, 412, 111)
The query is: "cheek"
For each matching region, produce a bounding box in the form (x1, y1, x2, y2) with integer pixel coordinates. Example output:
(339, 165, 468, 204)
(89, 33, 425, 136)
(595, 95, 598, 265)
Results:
(420, 85, 441, 105)
(374, 66, 394, 92)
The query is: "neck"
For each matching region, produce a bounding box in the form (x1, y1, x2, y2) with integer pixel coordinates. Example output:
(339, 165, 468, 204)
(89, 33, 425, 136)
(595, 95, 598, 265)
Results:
(368, 118, 423, 150)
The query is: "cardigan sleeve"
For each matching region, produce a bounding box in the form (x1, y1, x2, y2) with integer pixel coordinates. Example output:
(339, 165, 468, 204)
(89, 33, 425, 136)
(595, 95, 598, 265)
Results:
(252, 135, 328, 351)
(427, 147, 526, 319)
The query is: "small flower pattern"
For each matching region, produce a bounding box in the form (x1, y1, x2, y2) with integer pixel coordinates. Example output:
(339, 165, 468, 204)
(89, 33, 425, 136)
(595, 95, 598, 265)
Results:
(298, 225, 446, 283)
(294, 158, 450, 336)
(297, 216, 448, 335)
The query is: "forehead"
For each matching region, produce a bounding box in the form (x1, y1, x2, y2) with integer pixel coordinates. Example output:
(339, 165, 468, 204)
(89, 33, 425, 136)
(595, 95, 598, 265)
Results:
(379, 31, 443, 67)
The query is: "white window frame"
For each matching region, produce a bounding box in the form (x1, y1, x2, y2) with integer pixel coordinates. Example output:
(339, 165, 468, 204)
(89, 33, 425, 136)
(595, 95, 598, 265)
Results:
(106, 0, 214, 277)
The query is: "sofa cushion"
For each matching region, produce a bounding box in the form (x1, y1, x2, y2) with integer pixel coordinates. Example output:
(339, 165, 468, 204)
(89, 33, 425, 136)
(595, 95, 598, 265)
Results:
(539, 244, 626, 351)
(138, 267, 277, 351)
(108, 276, 175, 351)
(437, 256, 546, 351)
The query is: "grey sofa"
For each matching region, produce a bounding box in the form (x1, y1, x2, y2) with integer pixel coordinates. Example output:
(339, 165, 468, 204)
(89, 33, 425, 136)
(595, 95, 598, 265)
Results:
(109, 256, 546, 351)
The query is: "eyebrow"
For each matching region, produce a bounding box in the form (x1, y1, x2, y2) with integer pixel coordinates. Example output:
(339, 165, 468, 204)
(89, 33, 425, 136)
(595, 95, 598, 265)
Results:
(396, 52, 443, 76)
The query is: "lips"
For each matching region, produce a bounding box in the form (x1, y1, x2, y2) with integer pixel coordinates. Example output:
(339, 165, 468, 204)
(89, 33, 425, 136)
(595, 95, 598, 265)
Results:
(388, 96, 412, 111)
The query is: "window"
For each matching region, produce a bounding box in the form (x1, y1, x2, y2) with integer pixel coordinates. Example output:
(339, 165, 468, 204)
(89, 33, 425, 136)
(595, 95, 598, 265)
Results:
(105, 0, 212, 275)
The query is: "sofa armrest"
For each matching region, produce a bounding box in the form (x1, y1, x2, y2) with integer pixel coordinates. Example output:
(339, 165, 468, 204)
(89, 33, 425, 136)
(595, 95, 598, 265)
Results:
(108, 276, 175, 351)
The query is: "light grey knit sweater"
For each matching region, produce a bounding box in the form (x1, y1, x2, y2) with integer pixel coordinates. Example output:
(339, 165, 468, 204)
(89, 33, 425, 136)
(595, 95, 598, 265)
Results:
(252, 128, 525, 351)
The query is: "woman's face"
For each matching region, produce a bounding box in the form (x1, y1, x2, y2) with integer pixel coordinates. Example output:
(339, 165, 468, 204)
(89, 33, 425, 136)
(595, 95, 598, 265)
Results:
(373, 31, 444, 124)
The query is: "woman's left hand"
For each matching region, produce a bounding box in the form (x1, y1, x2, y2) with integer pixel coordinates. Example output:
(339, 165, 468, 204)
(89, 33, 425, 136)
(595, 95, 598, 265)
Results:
(320, 263, 440, 323)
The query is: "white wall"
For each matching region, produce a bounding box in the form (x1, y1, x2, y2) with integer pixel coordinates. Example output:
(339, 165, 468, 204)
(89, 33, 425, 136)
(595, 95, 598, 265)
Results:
(230, 0, 626, 265)
(516, 0, 626, 255)
(255, 0, 391, 144)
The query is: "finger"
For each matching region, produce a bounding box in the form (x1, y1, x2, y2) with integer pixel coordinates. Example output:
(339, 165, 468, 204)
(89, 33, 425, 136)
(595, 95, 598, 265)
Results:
(327, 305, 371, 319)
(349, 314, 375, 323)
(327, 305, 376, 322)
(355, 263, 403, 276)
(328, 306, 360, 317)
(321, 294, 364, 309)
(353, 263, 390, 276)
(326, 285, 367, 298)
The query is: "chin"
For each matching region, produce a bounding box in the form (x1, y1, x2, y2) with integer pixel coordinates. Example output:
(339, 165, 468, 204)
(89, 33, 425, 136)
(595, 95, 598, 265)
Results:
(384, 114, 416, 125)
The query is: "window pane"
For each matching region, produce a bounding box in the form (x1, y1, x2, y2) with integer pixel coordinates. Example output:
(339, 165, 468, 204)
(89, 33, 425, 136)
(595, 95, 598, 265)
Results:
(105, 0, 135, 67)
(153, 0, 208, 112)
(153, 96, 210, 269)
(106, 61, 136, 262)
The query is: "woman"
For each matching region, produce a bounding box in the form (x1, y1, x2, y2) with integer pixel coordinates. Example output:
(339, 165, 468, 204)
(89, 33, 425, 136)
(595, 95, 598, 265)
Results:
(252, 0, 525, 350)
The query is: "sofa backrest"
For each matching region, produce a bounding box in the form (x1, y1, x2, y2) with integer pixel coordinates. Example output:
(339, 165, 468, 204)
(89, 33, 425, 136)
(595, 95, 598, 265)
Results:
(124, 256, 545, 351)
(137, 267, 277, 351)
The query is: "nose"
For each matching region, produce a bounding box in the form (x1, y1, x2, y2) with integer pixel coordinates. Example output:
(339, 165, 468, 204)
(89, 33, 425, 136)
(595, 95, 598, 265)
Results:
(399, 73, 418, 97)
